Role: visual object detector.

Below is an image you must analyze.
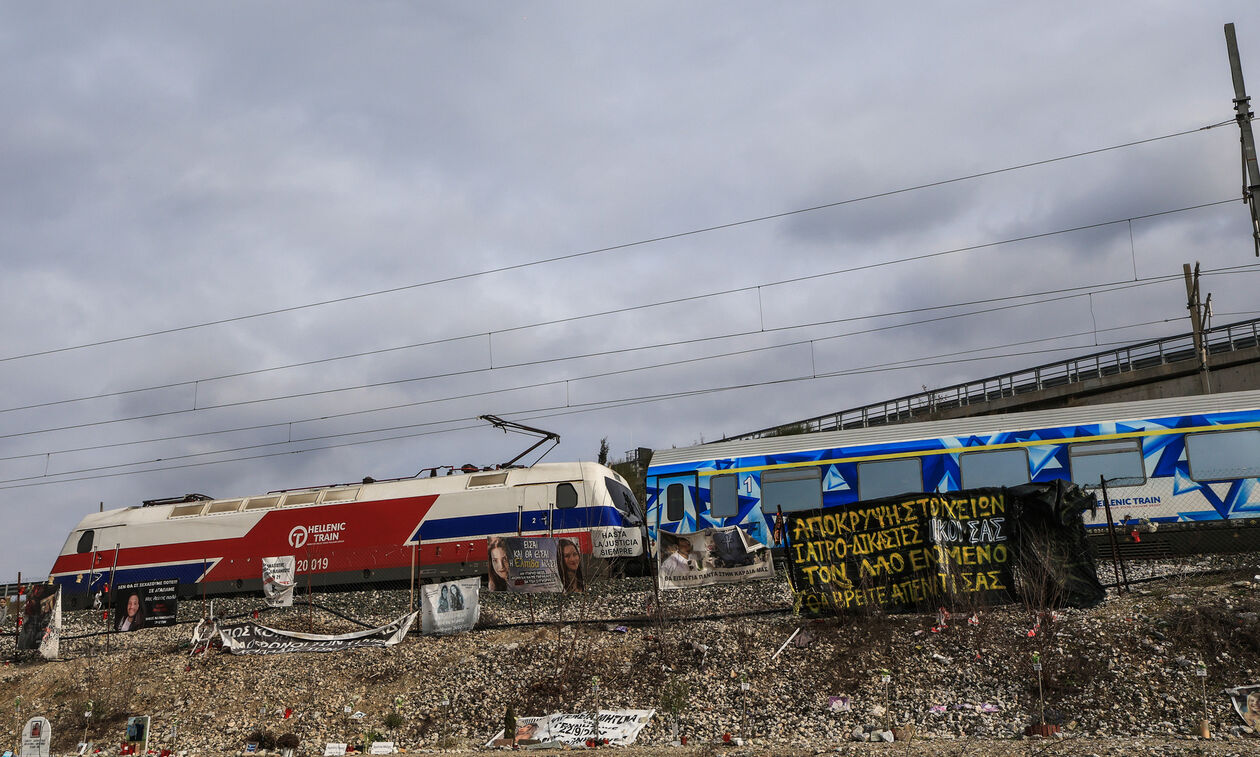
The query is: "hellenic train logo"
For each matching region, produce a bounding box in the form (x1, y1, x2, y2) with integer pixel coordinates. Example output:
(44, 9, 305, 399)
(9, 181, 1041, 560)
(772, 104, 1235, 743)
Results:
(288, 522, 347, 548)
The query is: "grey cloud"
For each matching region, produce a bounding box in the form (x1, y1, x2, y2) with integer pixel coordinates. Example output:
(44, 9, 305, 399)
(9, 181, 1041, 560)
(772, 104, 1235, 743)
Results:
(2, 2, 1259, 578)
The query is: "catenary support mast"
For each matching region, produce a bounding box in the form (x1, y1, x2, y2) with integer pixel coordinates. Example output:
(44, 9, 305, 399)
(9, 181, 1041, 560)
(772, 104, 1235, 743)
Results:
(1225, 23, 1260, 255)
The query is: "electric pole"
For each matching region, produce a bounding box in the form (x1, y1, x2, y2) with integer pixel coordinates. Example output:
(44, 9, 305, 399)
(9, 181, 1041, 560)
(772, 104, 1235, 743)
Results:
(1224, 23, 1260, 256)
(1184, 263, 1212, 394)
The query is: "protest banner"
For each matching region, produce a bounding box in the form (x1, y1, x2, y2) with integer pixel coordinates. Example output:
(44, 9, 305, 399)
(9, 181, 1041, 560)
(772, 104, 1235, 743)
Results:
(113, 579, 178, 631)
(420, 577, 480, 634)
(262, 556, 296, 608)
(591, 526, 643, 558)
(787, 482, 1102, 616)
(16, 585, 60, 659)
(40, 588, 60, 660)
(788, 488, 1011, 615)
(486, 536, 569, 593)
(484, 710, 654, 747)
(219, 612, 416, 655)
(657, 526, 774, 591)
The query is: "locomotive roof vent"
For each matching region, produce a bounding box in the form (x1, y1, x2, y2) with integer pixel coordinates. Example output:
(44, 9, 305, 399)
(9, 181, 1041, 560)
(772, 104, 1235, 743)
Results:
(243, 495, 281, 511)
(280, 491, 320, 507)
(320, 486, 360, 504)
(207, 499, 244, 514)
(468, 471, 509, 489)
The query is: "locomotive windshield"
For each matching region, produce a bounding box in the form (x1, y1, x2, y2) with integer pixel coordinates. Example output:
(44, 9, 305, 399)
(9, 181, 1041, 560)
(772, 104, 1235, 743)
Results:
(604, 477, 642, 522)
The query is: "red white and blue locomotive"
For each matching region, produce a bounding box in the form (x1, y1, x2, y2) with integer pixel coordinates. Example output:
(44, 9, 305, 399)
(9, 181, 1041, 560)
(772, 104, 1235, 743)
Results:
(48, 460, 644, 609)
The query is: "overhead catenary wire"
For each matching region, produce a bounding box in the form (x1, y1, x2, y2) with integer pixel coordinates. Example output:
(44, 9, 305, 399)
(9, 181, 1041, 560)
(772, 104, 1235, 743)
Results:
(0, 317, 1183, 490)
(0, 268, 1193, 445)
(0, 120, 1235, 367)
(0, 276, 1185, 466)
(0, 198, 1241, 420)
(4, 316, 1171, 478)
(0, 312, 1184, 478)
(0, 128, 1248, 500)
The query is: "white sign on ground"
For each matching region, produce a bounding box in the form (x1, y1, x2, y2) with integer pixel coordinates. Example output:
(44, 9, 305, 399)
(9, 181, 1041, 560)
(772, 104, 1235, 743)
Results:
(485, 710, 654, 747)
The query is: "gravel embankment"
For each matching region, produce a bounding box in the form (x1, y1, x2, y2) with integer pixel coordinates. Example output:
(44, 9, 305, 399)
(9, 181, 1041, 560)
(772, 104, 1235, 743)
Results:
(1, 555, 1258, 755)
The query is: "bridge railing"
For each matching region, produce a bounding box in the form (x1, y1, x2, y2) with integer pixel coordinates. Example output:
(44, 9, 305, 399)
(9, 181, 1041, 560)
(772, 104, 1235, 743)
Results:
(725, 317, 1260, 441)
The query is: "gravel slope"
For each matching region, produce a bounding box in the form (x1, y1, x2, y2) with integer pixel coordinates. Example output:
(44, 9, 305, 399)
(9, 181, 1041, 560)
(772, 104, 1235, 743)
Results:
(1, 556, 1258, 755)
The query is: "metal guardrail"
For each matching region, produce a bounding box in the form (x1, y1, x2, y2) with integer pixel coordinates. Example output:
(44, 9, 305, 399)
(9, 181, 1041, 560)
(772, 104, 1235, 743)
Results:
(725, 317, 1260, 441)
(1, 580, 43, 598)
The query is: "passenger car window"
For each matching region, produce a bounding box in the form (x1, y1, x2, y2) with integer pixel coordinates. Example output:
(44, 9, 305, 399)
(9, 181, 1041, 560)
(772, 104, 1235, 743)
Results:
(960, 449, 1030, 488)
(710, 474, 739, 518)
(857, 458, 923, 500)
(666, 483, 685, 522)
(761, 467, 822, 513)
(1186, 429, 1260, 481)
(1070, 439, 1146, 488)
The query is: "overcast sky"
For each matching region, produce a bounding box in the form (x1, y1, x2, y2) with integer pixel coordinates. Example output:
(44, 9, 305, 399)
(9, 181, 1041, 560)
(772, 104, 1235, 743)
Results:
(2, 2, 1259, 580)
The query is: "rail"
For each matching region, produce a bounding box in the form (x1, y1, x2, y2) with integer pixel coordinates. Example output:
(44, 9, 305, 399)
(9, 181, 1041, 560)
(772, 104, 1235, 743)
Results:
(723, 317, 1260, 441)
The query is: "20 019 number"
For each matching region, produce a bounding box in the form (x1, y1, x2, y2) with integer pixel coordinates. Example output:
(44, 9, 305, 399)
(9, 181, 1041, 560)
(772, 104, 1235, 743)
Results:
(296, 557, 329, 572)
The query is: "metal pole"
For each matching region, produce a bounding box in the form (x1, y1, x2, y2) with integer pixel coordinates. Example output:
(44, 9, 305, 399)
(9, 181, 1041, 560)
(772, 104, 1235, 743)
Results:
(201, 557, 208, 618)
(590, 677, 600, 745)
(87, 550, 96, 673)
(1225, 23, 1260, 256)
(778, 506, 796, 591)
(306, 547, 313, 633)
(107, 546, 119, 652)
(647, 476, 663, 617)
(1099, 477, 1129, 593)
(409, 543, 417, 613)
(1183, 263, 1213, 394)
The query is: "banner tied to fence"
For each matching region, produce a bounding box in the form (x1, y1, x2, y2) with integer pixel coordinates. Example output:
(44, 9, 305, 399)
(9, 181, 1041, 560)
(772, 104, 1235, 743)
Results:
(787, 488, 1013, 616)
(262, 556, 296, 608)
(218, 611, 417, 654)
(487, 536, 588, 593)
(420, 577, 480, 634)
(657, 525, 774, 590)
(17, 585, 60, 659)
(113, 579, 179, 632)
(484, 709, 655, 747)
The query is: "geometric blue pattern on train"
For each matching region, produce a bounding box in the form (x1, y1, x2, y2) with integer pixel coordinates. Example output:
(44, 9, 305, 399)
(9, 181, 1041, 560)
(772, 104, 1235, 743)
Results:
(647, 399, 1260, 540)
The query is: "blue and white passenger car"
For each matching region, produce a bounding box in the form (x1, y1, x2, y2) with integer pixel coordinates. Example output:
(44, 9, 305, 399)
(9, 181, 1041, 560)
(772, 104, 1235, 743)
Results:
(647, 389, 1260, 543)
